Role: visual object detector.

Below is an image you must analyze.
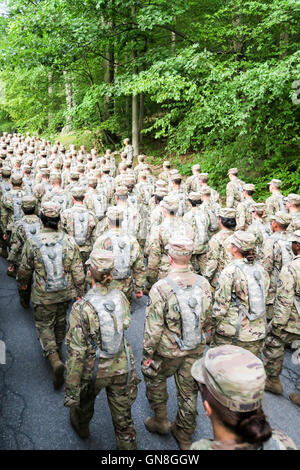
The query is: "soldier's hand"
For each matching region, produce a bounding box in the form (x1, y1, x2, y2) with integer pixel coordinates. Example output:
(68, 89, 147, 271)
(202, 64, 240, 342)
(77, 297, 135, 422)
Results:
(142, 358, 152, 367)
(134, 290, 143, 298)
(3, 234, 7, 240)
(7, 264, 14, 272)
(76, 296, 84, 301)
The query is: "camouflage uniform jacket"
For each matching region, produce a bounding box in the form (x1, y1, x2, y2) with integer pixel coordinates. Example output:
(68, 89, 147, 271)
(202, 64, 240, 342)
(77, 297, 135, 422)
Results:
(198, 200, 221, 237)
(203, 229, 234, 287)
(7, 214, 42, 265)
(190, 430, 297, 450)
(119, 204, 142, 241)
(183, 207, 210, 254)
(157, 170, 171, 184)
(248, 219, 271, 261)
(272, 255, 300, 335)
(17, 228, 85, 304)
(93, 228, 146, 291)
(1, 188, 26, 234)
(287, 211, 300, 233)
(41, 188, 72, 211)
(148, 218, 194, 282)
(186, 175, 201, 193)
(64, 284, 134, 407)
(33, 180, 53, 206)
(143, 267, 213, 359)
(168, 189, 189, 217)
(226, 178, 245, 208)
(60, 205, 97, 253)
(236, 197, 255, 230)
(23, 176, 34, 195)
(265, 193, 287, 217)
(0, 179, 12, 199)
(213, 258, 269, 342)
(84, 188, 108, 221)
(262, 231, 292, 304)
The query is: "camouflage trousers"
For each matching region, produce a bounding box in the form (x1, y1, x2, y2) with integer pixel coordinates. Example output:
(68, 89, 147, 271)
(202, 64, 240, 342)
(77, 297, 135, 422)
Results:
(191, 253, 207, 275)
(212, 333, 265, 359)
(33, 301, 70, 357)
(143, 353, 204, 434)
(73, 372, 139, 450)
(264, 328, 300, 377)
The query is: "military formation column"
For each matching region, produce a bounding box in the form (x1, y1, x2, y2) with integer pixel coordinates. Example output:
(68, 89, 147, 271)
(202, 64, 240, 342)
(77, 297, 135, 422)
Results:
(0, 131, 299, 450)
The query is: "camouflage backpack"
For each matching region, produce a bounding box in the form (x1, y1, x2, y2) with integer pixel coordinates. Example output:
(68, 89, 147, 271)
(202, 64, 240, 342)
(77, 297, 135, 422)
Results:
(33, 232, 69, 292)
(206, 205, 219, 233)
(22, 219, 41, 242)
(52, 192, 68, 212)
(107, 231, 132, 280)
(92, 192, 107, 219)
(84, 287, 125, 358)
(73, 209, 89, 246)
(164, 275, 204, 351)
(193, 211, 209, 250)
(0, 181, 11, 194)
(11, 191, 24, 222)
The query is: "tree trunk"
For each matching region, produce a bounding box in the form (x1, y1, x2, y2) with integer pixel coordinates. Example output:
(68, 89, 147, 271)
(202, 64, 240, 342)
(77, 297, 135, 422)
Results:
(63, 70, 72, 132)
(139, 93, 144, 145)
(131, 6, 139, 156)
(103, 19, 115, 120)
(48, 71, 53, 127)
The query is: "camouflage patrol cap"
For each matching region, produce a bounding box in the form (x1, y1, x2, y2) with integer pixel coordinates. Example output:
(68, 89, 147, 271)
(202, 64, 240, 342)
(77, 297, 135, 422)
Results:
(124, 175, 136, 186)
(2, 167, 11, 177)
(219, 208, 236, 218)
(155, 179, 168, 188)
(199, 172, 209, 179)
(40, 168, 50, 176)
(268, 178, 282, 188)
(289, 230, 300, 244)
(88, 175, 97, 185)
(243, 183, 255, 192)
(15, 156, 23, 165)
(154, 188, 168, 197)
(40, 150, 48, 157)
(228, 230, 256, 251)
(7, 147, 13, 154)
(171, 172, 182, 181)
(71, 186, 85, 198)
(107, 206, 124, 222)
(191, 345, 266, 413)
(192, 164, 201, 171)
(11, 173, 23, 185)
(103, 164, 111, 172)
(41, 201, 61, 218)
(170, 169, 179, 176)
(50, 172, 62, 182)
(188, 191, 202, 201)
(200, 187, 211, 196)
(228, 168, 239, 175)
(70, 171, 80, 180)
(287, 193, 300, 206)
(270, 211, 292, 226)
(21, 195, 37, 209)
(252, 203, 266, 213)
(139, 170, 148, 178)
(160, 194, 179, 212)
(115, 186, 128, 197)
(86, 249, 114, 273)
(165, 236, 194, 256)
(23, 165, 32, 173)
(163, 161, 171, 167)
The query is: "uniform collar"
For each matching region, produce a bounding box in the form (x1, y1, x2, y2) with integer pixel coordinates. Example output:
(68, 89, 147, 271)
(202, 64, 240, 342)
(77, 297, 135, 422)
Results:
(170, 267, 190, 273)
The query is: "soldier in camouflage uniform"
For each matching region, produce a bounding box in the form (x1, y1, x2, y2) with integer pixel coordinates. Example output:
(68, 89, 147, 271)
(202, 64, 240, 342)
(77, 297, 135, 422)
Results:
(17, 201, 85, 389)
(286, 193, 300, 232)
(183, 192, 210, 274)
(265, 179, 287, 217)
(248, 203, 271, 261)
(123, 138, 134, 164)
(147, 195, 193, 285)
(1, 173, 26, 247)
(41, 172, 72, 212)
(203, 208, 236, 288)
(0, 166, 12, 257)
(7, 196, 41, 286)
(142, 237, 213, 450)
(168, 173, 188, 218)
(264, 231, 300, 397)
(190, 345, 297, 450)
(64, 249, 139, 449)
(93, 207, 145, 304)
(226, 168, 245, 209)
(262, 211, 292, 321)
(236, 183, 256, 230)
(185, 164, 201, 193)
(212, 231, 269, 358)
(199, 187, 221, 238)
(158, 161, 171, 184)
(199, 173, 220, 205)
(60, 186, 97, 269)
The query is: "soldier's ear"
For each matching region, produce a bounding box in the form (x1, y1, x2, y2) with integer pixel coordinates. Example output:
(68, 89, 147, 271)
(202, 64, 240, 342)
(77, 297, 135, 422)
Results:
(203, 399, 212, 417)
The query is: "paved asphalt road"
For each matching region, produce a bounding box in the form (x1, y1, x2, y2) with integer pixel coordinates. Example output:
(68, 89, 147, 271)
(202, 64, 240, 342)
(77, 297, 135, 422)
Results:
(0, 256, 299, 451)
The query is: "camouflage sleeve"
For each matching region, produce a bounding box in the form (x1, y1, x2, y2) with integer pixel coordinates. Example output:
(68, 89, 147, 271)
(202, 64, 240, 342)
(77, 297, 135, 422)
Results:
(212, 268, 233, 321)
(131, 241, 146, 290)
(236, 203, 246, 230)
(226, 182, 234, 208)
(64, 301, 88, 407)
(16, 240, 34, 287)
(147, 227, 161, 283)
(69, 240, 85, 297)
(60, 211, 68, 233)
(120, 292, 131, 330)
(262, 238, 275, 274)
(272, 265, 295, 329)
(1, 200, 10, 234)
(7, 224, 23, 264)
(201, 277, 213, 331)
(142, 285, 165, 360)
(265, 197, 275, 217)
(203, 236, 221, 281)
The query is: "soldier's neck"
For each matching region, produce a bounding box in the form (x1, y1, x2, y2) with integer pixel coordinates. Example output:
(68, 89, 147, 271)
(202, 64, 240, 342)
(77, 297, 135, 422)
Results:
(212, 418, 242, 444)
